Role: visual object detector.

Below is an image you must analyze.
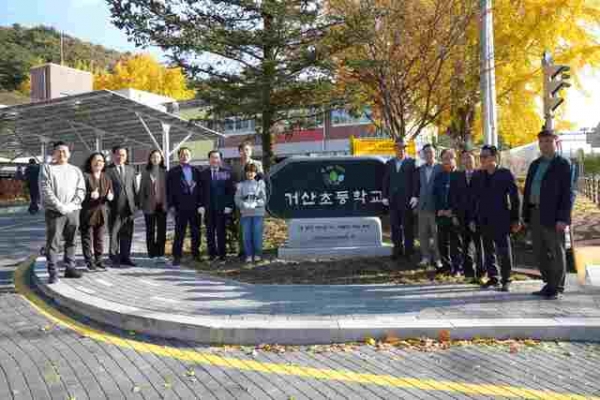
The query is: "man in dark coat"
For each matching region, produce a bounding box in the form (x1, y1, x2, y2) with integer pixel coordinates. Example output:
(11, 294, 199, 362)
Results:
(199, 150, 235, 261)
(167, 147, 203, 266)
(105, 145, 138, 267)
(433, 149, 462, 275)
(522, 128, 574, 299)
(474, 145, 521, 292)
(382, 137, 419, 260)
(449, 149, 484, 282)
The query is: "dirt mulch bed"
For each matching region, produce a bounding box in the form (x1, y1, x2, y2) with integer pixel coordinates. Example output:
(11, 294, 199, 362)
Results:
(167, 217, 533, 284)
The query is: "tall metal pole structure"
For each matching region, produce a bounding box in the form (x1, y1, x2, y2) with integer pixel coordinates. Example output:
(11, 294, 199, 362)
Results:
(480, 0, 498, 146)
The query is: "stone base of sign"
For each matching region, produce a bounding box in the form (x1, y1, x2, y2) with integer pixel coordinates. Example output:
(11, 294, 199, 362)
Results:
(278, 244, 392, 260)
(278, 217, 392, 260)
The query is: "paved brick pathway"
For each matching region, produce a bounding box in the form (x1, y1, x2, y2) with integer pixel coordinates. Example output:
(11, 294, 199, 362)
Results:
(572, 196, 600, 247)
(3, 292, 600, 399)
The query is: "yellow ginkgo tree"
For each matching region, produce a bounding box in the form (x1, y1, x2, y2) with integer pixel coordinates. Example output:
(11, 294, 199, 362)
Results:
(330, 0, 600, 148)
(94, 54, 195, 101)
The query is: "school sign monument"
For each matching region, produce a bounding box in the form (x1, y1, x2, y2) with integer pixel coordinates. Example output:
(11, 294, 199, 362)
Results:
(267, 156, 393, 259)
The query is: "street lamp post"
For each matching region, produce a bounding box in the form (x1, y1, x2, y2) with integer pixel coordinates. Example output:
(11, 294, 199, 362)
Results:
(480, 0, 498, 147)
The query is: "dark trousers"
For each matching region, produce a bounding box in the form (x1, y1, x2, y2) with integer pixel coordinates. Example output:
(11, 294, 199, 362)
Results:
(108, 211, 134, 262)
(45, 210, 79, 274)
(389, 197, 415, 256)
(172, 210, 200, 260)
(229, 209, 244, 255)
(28, 183, 40, 214)
(481, 225, 513, 283)
(206, 211, 227, 258)
(144, 209, 167, 258)
(80, 221, 105, 265)
(461, 226, 484, 278)
(531, 209, 566, 292)
(437, 219, 462, 273)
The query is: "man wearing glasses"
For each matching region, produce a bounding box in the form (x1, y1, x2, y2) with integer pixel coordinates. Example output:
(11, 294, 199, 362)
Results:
(382, 138, 419, 260)
(473, 145, 521, 292)
(522, 129, 574, 299)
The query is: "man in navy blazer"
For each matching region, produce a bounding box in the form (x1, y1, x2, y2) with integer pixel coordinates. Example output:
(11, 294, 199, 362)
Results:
(449, 149, 484, 281)
(522, 128, 574, 299)
(199, 150, 235, 261)
(167, 147, 203, 266)
(474, 145, 521, 292)
(382, 138, 419, 260)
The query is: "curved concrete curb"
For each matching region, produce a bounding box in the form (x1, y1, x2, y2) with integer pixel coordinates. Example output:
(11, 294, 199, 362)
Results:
(0, 205, 28, 215)
(32, 257, 600, 345)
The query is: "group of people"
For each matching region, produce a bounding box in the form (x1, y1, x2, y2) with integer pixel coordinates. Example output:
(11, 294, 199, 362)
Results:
(40, 140, 265, 284)
(40, 129, 573, 298)
(383, 128, 574, 299)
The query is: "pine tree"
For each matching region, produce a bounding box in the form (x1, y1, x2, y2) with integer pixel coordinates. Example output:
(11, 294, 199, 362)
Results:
(107, 0, 344, 170)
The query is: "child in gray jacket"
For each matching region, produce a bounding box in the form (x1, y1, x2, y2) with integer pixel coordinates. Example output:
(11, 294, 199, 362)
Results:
(234, 163, 267, 263)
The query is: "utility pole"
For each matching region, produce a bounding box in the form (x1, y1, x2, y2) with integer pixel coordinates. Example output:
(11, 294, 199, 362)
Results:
(480, 0, 498, 147)
(542, 51, 571, 131)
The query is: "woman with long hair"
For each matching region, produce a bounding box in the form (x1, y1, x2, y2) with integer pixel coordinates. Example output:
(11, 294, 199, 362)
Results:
(80, 152, 113, 271)
(139, 149, 168, 262)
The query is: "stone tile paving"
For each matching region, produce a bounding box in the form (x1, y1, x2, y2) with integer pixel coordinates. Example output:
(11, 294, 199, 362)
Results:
(2, 292, 600, 399)
(33, 257, 600, 320)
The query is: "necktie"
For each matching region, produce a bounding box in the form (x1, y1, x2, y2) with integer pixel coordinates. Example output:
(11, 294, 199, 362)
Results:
(212, 168, 217, 180)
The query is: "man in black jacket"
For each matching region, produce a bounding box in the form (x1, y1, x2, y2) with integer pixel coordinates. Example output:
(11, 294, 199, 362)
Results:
(475, 145, 521, 292)
(199, 150, 235, 261)
(106, 145, 138, 267)
(449, 149, 484, 282)
(382, 138, 419, 260)
(522, 129, 574, 299)
(167, 147, 203, 266)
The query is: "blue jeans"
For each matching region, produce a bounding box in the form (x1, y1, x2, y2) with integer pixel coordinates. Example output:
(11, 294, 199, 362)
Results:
(240, 216, 264, 257)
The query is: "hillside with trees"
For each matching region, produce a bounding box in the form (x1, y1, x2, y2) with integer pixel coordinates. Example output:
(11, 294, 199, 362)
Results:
(0, 24, 128, 94)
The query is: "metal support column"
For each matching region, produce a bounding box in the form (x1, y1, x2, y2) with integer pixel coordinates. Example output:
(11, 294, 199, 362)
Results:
(95, 134, 102, 152)
(162, 123, 171, 170)
(41, 141, 47, 163)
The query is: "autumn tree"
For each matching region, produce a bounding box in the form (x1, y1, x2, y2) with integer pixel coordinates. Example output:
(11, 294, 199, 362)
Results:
(106, 0, 345, 170)
(94, 54, 195, 100)
(329, 0, 479, 140)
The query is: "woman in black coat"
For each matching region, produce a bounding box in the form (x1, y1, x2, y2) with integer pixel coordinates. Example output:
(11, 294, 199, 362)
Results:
(80, 152, 113, 271)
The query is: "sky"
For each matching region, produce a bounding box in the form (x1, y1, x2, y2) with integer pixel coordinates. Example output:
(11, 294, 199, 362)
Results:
(1, 0, 599, 130)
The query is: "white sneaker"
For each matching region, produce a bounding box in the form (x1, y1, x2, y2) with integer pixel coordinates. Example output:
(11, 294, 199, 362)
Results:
(245, 257, 253, 263)
(418, 258, 430, 267)
(254, 256, 262, 262)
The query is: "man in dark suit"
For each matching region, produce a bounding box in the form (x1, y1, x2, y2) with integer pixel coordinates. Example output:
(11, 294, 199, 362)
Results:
(199, 150, 235, 261)
(522, 128, 574, 299)
(167, 147, 203, 267)
(382, 137, 419, 260)
(106, 145, 138, 267)
(25, 158, 41, 214)
(449, 149, 484, 282)
(474, 145, 521, 292)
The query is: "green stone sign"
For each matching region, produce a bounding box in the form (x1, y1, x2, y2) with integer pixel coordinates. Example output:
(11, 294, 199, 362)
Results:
(266, 156, 387, 219)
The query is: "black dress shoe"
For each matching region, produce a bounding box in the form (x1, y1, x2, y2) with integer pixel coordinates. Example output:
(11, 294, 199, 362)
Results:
(48, 274, 59, 284)
(542, 291, 561, 300)
(121, 259, 137, 267)
(172, 258, 181, 267)
(532, 285, 549, 296)
(208, 255, 217, 262)
(64, 268, 82, 279)
(95, 260, 107, 271)
(86, 262, 97, 272)
(500, 282, 511, 292)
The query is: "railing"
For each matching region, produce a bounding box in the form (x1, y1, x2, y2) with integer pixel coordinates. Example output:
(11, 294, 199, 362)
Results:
(581, 177, 600, 204)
